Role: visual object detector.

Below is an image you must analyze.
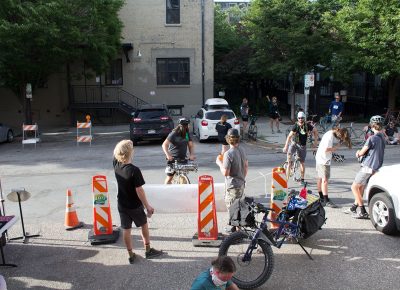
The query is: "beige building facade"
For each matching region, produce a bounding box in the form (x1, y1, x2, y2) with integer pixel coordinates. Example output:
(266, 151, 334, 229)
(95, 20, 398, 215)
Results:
(0, 0, 214, 128)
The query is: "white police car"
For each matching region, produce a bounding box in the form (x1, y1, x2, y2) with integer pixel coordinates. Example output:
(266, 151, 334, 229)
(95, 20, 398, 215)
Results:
(365, 164, 400, 235)
(193, 98, 240, 142)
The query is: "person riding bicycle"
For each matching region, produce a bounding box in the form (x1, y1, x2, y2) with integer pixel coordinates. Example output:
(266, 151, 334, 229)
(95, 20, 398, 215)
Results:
(328, 94, 344, 128)
(162, 117, 195, 184)
(346, 115, 386, 219)
(283, 111, 318, 183)
(315, 128, 352, 208)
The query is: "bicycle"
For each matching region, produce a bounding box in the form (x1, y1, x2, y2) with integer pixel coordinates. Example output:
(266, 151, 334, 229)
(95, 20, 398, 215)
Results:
(170, 160, 198, 184)
(281, 146, 302, 182)
(219, 184, 324, 289)
(247, 115, 258, 141)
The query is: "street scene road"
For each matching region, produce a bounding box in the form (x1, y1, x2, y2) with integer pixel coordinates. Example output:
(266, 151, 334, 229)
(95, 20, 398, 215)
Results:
(1, 120, 400, 290)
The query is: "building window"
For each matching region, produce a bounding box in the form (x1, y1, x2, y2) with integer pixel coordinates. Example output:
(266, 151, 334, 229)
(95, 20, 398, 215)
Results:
(166, 0, 180, 24)
(157, 58, 190, 85)
(105, 59, 123, 85)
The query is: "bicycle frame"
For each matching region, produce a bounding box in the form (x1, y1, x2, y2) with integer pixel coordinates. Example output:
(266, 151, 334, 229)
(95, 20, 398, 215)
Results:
(171, 160, 198, 184)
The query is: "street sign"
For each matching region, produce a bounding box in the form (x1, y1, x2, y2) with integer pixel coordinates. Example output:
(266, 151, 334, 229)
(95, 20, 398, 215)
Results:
(304, 74, 315, 88)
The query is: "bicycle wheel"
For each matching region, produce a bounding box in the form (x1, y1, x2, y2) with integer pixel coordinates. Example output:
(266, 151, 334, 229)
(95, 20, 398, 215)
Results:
(350, 128, 365, 147)
(282, 161, 291, 180)
(219, 231, 274, 289)
(178, 174, 190, 184)
(293, 159, 302, 182)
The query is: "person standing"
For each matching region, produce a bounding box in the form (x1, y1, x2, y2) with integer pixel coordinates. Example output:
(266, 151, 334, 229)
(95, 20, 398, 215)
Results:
(240, 98, 249, 137)
(215, 114, 232, 157)
(216, 128, 248, 214)
(191, 256, 239, 290)
(283, 111, 318, 183)
(267, 95, 281, 133)
(328, 94, 344, 127)
(162, 118, 195, 184)
(113, 140, 163, 264)
(315, 128, 352, 208)
(345, 115, 386, 219)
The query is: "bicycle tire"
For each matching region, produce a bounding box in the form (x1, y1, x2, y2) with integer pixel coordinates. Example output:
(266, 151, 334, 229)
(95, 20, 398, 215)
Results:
(350, 128, 365, 147)
(218, 231, 274, 289)
(293, 159, 302, 182)
(178, 174, 190, 184)
(282, 161, 291, 180)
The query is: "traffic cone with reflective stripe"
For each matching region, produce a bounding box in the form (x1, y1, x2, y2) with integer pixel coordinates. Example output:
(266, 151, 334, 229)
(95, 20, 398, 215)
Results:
(65, 189, 83, 230)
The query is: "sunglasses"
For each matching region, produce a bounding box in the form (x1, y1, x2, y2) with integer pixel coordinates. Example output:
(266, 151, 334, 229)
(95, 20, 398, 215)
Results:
(298, 117, 305, 120)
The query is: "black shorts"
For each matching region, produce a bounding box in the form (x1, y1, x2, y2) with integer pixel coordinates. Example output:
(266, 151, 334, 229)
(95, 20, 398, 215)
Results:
(118, 204, 147, 229)
(218, 138, 228, 145)
(165, 159, 187, 176)
(269, 113, 279, 120)
(242, 116, 249, 122)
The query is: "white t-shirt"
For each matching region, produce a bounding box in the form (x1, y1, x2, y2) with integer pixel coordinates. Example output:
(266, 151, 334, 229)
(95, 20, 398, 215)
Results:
(316, 130, 335, 165)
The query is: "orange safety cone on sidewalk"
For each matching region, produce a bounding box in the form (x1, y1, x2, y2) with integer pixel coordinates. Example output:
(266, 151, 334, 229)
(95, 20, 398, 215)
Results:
(65, 189, 83, 230)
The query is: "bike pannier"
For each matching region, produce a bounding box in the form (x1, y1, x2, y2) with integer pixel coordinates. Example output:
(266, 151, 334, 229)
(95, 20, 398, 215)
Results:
(297, 201, 326, 239)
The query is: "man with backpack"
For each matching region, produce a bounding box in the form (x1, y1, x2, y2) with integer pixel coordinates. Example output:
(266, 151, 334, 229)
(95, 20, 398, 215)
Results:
(283, 111, 318, 183)
(345, 115, 386, 219)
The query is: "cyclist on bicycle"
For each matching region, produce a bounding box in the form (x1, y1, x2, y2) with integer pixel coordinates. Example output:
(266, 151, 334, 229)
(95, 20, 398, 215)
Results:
(283, 111, 318, 183)
(162, 117, 195, 184)
(328, 94, 344, 128)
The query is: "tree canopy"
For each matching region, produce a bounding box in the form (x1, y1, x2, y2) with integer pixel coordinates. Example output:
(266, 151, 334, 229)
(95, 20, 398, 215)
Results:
(0, 0, 124, 122)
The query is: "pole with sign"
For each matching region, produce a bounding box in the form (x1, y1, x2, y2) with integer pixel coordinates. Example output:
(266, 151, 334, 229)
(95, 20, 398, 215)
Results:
(304, 73, 314, 116)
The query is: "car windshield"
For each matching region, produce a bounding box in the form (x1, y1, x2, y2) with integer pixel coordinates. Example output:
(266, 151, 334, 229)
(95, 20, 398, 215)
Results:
(205, 111, 235, 120)
(137, 109, 167, 119)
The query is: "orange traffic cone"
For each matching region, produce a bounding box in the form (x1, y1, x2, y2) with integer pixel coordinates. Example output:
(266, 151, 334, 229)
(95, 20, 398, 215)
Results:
(65, 189, 83, 230)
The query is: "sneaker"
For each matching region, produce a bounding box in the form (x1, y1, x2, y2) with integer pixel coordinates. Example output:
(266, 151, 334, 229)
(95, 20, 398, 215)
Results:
(145, 248, 163, 259)
(324, 201, 339, 208)
(128, 255, 136, 264)
(352, 211, 369, 219)
(277, 130, 282, 133)
(272, 130, 275, 134)
(343, 207, 357, 215)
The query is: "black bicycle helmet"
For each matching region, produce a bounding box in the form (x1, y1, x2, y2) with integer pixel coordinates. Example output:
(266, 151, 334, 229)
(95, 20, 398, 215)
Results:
(178, 117, 190, 126)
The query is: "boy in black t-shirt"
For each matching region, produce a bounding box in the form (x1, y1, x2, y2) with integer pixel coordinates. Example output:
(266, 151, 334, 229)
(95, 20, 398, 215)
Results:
(113, 140, 163, 264)
(283, 111, 318, 183)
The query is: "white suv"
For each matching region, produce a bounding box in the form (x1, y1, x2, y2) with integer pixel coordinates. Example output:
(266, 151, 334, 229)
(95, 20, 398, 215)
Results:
(365, 164, 400, 235)
(193, 98, 240, 142)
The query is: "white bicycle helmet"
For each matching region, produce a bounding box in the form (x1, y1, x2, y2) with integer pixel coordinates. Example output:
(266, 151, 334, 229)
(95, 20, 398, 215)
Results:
(178, 118, 190, 126)
(370, 115, 384, 125)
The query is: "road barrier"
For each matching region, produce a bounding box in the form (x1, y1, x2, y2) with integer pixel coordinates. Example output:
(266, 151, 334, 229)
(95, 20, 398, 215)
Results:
(64, 189, 83, 230)
(22, 123, 39, 148)
(269, 167, 288, 228)
(76, 121, 92, 146)
(88, 175, 119, 245)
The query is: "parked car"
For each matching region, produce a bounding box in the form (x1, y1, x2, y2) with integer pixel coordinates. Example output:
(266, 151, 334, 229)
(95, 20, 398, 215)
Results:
(130, 104, 174, 145)
(365, 164, 400, 235)
(0, 123, 14, 143)
(193, 98, 240, 142)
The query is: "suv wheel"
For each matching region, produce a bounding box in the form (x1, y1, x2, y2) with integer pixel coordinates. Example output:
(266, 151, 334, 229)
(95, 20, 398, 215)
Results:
(7, 130, 14, 142)
(131, 138, 138, 146)
(369, 193, 397, 235)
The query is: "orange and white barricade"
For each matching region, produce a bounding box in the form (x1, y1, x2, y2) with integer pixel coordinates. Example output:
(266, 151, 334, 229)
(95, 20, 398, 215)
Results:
(76, 121, 92, 146)
(88, 175, 119, 245)
(22, 123, 40, 148)
(192, 175, 222, 247)
(269, 167, 288, 228)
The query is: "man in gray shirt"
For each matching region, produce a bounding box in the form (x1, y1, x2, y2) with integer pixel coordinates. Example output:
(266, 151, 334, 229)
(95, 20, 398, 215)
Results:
(345, 115, 386, 219)
(216, 128, 248, 211)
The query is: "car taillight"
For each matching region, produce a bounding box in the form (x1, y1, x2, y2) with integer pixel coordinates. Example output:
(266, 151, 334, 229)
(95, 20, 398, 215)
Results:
(234, 119, 240, 125)
(133, 118, 141, 122)
(201, 120, 208, 126)
(160, 116, 170, 120)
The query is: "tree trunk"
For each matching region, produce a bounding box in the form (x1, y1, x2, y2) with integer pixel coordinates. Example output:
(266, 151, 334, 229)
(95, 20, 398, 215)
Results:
(18, 84, 32, 124)
(289, 72, 296, 121)
(387, 75, 400, 109)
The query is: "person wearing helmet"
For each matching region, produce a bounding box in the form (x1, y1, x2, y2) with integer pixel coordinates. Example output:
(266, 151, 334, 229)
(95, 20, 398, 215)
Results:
(345, 115, 386, 219)
(315, 128, 352, 208)
(162, 117, 195, 184)
(216, 128, 248, 231)
(283, 111, 318, 183)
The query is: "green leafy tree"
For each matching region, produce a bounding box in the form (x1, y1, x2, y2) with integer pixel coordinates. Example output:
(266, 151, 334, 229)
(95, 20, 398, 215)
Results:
(326, 0, 400, 109)
(246, 0, 338, 119)
(0, 0, 124, 123)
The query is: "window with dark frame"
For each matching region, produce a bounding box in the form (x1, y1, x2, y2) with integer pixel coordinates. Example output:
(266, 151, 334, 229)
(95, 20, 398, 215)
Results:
(105, 59, 123, 85)
(157, 58, 190, 85)
(166, 0, 180, 24)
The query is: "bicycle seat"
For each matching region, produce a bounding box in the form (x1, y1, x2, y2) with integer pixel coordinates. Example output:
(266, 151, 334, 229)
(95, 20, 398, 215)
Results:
(255, 202, 275, 213)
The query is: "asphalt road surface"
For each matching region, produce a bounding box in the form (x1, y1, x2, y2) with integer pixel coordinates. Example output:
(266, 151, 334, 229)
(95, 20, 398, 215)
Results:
(1, 129, 400, 290)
